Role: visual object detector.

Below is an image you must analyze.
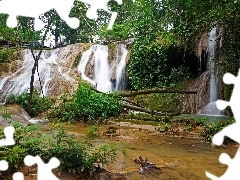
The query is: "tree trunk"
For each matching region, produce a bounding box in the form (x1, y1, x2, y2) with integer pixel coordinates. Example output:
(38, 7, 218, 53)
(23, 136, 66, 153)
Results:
(27, 14, 54, 114)
(119, 89, 197, 97)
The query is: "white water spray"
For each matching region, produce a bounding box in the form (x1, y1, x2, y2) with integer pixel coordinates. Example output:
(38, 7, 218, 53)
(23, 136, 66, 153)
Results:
(116, 45, 128, 91)
(0, 47, 76, 102)
(204, 27, 221, 115)
(78, 44, 128, 93)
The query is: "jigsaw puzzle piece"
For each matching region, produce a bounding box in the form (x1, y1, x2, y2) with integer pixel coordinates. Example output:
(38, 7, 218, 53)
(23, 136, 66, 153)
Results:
(55, 0, 79, 29)
(24, 155, 60, 180)
(216, 100, 230, 111)
(12, 172, 24, 180)
(0, 160, 8, 171)
(206, 149, 240, 179)
(223, 72, 237, 85)
(206, 171, 219, 180)
(78, 0, 122, 29)
(0, 126, 15, 146)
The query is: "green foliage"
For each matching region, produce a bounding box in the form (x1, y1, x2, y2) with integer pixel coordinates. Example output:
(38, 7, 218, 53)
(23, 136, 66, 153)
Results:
(202, 118, 235, 141)
(0, 106, 12, 122)
(128, 38, 192, 90)
(128, 40, 167, 89)
(85, 126, 99, 139)
(0, 121, 119, 174)
(5, 91, 53, 116)
(49, 82, 123, 123)
(166, 66, 191, 87)
(196, 117, 209, 126)
(0, 49, 14, 63)
(134, 93, 181, 114)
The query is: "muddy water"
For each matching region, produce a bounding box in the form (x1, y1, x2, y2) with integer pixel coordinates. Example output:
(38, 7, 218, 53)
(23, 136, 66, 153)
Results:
(64, 122, 237, 180)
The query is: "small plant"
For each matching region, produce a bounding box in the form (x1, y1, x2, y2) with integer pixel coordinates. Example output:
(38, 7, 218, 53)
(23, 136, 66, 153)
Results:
(0, 121, 120, 174)
(6, 91, 53, 116)
(0, 48, 14, 63)
(196, 117, 209, 126)
(49, 82, 123, 123)
(202, 118, 235, 141)
(0, 106, 12, 122)
(184, 125, 193, 132)
(158, 122, 171, 132)
(85, 126, 99, 139)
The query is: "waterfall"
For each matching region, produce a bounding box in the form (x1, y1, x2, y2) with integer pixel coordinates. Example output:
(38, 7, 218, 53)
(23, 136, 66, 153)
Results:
(116, 45, 128, 91)
(0, 43, 129, 102)
(204, 27, 221, 115)
(93, 45, 112, 92)
(77, 44, 128, 93)
(0, 46, 77, 102)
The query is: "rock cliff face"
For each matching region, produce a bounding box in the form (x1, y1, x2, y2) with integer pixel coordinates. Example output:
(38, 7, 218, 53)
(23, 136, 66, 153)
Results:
(178, 71, 211, 114)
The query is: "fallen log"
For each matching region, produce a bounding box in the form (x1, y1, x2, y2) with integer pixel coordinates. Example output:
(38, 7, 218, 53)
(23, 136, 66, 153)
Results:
(123, 104, 181, 117)
(121, 98, 145, 108)
(123, 104, 166, 116)
(119, 89, 197, 97)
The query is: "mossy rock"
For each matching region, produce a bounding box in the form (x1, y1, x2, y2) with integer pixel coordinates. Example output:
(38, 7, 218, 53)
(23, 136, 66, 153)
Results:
(0, 63, 10, 76)
(108, 43, 118, 62)
(71, 44, 92, 69)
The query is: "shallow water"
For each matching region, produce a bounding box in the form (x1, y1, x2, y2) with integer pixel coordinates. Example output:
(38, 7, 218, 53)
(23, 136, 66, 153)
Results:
(65, 122, 237, 180)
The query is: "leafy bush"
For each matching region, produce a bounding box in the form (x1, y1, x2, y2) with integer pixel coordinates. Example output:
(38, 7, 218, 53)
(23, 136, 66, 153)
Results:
(0, 122, 119, 174)
(5, 90, 53, 116)
(128, 38, 192, 90)
(0, 49, 14, 63)
(202, 118, 235, 141)
(196, 117, 209, 126)
(49, 82, 123, 123)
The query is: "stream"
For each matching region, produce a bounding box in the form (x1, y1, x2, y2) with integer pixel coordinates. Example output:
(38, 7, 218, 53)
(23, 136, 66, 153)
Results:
(0, 105, 237, 180)
(61, 121, 236, 180)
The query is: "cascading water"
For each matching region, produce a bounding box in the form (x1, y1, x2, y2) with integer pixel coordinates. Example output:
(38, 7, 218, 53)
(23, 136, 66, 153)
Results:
(115, 45, 128, 91)
(78, 44, 128, 93)
(0, 46, 77, 102)
(93, 45, 112, 92)
(204, 27, 221, 115)
(0, 43, 128, 102)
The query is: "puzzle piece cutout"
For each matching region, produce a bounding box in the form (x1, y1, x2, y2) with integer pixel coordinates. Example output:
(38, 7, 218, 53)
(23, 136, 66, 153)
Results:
(206, 69, 240, 179)
(78, 0, 122, 29)
(0, 0, 122, 30)
(206, 149, 240, 179)
(0, 160, 8, 171)
(0, 126, 15, 147)
(211, 69, 240, 146)
(0, 0, 78, 30)
(12, 172, 24, 180)
(24, 155, 60, 180)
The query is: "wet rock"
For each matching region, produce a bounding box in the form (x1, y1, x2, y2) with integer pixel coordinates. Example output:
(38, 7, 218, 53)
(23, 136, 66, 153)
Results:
(134, 156, 162, 176)
(0, 104, 31, 126)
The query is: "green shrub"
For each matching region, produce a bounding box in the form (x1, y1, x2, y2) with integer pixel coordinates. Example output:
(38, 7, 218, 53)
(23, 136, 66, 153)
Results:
(0, 49, 14, 63)
(5, 90, 53, 116)
(49, 82, 123, 123)
(196, 117, 209, 126)
(202, 118, 235, 141)
(127, 38, 192, 90)
(0, 122, 119, 174)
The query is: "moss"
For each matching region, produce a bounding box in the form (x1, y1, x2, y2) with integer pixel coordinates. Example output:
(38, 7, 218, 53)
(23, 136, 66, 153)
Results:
(71, 44, 92, 69)
(108, 43, 117, 62)
(133, 93, 181, 114)
(0, 63, 10, 76)
(224, 84, 233, 101)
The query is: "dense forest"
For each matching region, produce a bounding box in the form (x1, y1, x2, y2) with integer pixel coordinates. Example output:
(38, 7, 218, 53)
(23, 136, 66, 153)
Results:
(1, 0, 240, 91)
